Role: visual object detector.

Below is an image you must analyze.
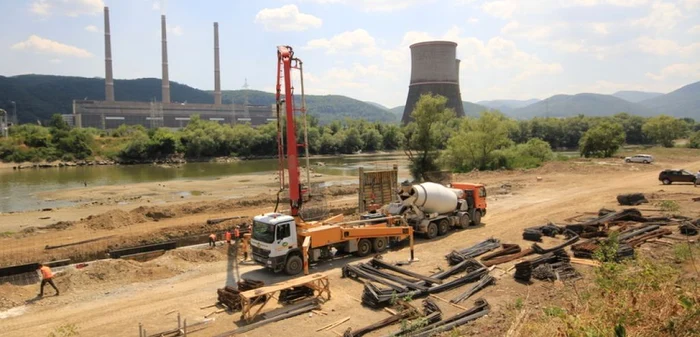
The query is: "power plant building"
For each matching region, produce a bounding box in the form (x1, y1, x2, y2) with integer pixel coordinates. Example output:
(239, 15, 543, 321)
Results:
(402, 41, 464, 124)
(73, 7, 274, 129)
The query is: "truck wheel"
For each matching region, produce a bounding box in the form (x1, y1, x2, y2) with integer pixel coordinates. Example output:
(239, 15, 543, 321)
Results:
(426, 222, 438, 239)
(355, 239, 372, 257)
(372, 237, 388, 253)
(471, 210, 482, 226)
(458, 214, 470, 229)
(284, 255, 303, 275)
(437, 219, 449, 236)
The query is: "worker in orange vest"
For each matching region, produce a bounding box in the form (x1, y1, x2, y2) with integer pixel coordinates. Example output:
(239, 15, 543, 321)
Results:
(37, 263, 59, 297)
(234, 227, 240, 240)
(225, 230, 232, 245)
(208, 233, 217, 248)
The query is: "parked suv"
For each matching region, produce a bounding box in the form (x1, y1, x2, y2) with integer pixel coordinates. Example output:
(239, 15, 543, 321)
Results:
(625, 154, 654, 164)
(658, 169, 697, 185)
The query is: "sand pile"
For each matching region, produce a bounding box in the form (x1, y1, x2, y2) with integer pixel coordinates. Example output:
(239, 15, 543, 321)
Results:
(39, 221, 74, 231)
(0, 284, 34, 310)
(55, 259, 178, 292)
(165, 248, 227, 263)
(84, 209, 147, 230)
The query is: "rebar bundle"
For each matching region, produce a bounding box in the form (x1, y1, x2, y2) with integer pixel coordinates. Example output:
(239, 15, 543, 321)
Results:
(450, 274, 495, 303)
(445, 238, 500, 265)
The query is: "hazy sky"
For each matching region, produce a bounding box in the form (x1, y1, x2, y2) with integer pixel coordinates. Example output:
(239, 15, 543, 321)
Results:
(1, 0, 699, 107)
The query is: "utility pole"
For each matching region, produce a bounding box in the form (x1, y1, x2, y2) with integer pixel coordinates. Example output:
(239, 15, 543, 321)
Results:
(0, 109, 7, 137)
(11, 101, 17, 125)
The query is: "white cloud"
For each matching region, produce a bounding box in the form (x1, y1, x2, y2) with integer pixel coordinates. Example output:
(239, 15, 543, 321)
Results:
(549, 40, 614, 59)
(30, 0, 104, 17)
(501, 21, 553, 40)
(590, 22, 610, 35)
(304, 29, 378, 55)
(690, 25, 700, 34)
(84, 25, 99, 33)
(571, 0, 649, 6)
(295, 0, 427, 11)
(467, 17, 479, 24)
(481, 0, 517, 19)
(49, 59, 62, 64)
(11, 35, 93, 58)
(636, 37, 700, 56)
(255, 5, 322, 31)
(646, 63, 700, 80)
(631, 1, 682, 31)
(682, 0, 700, 9)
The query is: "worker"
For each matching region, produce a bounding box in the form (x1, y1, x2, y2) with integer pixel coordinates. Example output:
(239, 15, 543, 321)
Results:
(37, 263, 59, 297)
(225, 230, 232, 245)
(695, 170, 700, 187)
(241, 233, 250, 261)
(209, 233, 217, 248)
(234, 226, 240, 241)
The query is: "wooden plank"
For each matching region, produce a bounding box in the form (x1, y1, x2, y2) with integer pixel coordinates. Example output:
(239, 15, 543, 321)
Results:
(239, 273, 326, 299)
(570, 257, 601, 267)
(316, 317, 350, 332)
(428, 294, 468, 311)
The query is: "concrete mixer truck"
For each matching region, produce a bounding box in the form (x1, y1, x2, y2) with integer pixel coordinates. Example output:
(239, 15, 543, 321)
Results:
(376, 182, 487, 239)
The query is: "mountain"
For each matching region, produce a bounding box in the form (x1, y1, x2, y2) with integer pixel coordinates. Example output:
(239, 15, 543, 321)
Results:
(638, 81, 700, 118)
(613, 91, 663, 103)
(0, 75, 220, 123)
(477, 99, 540, 113)
(0, 74, 398, 124)
(510, 93, 654, 119)
(220, 90, 398, 124)
(364, 101, 388, 110)
(389, 101, 489, 119)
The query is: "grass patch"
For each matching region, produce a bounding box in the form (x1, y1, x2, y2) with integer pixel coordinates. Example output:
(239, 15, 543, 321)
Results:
(521, 246, 700, 337)
(0, 231, 14, 237)
(657, 200, 680, 213)
(190, 190, 204, 196)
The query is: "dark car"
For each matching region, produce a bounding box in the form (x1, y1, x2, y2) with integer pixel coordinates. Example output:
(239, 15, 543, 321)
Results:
(658, 169, 697, 185)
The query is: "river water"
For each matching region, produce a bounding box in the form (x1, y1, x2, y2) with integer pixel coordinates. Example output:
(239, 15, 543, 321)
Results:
(0, 154, 407, 213)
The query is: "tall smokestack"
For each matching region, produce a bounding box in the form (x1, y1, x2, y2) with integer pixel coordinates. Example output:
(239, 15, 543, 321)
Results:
(161, 15, 170, 104)
(104, 7, 114, 101)
(213, 22, 222, 105)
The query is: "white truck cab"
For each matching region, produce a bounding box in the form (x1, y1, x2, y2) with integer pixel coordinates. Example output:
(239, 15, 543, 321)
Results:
(250, 213, 302, 274)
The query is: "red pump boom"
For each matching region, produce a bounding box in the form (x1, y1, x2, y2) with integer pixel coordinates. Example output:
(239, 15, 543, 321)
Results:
(276, 45, 304, 217)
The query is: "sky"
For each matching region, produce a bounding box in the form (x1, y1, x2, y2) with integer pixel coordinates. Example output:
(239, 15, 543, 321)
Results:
(1, 0, 699, 108)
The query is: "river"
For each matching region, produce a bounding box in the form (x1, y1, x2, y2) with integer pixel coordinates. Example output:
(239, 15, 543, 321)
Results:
(0, 153, 408, 213)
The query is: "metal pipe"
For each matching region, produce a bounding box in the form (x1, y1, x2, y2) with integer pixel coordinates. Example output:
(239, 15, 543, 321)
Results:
(298, 59, 311, 196)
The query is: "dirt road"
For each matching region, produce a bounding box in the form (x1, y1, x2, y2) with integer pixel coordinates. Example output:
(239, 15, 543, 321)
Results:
(1, 153, 699, 336)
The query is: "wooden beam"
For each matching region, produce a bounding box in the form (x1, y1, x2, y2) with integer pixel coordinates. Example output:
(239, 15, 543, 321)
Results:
(428, 294, 468, 311)
(316, 317, 350, 332)
(569, 257, 601, 267)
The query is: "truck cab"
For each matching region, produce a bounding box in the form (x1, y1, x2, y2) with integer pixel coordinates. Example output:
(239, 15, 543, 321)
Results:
(250, 213, 302, 275)
(449, 182, 487, 217)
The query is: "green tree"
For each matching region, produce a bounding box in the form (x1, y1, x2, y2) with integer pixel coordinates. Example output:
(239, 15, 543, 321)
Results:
(402, 94, 455, 181)
(688, 131, 700, 149)
(442, 111, 513, 172)
(382, 124, 402, 151)
(341, 128, 364, 153)
(579, 121, 625, 158)
(48, 114, 70, 131)
(149, 128, 180, 156)
(613, 113, 648, 144)
(642, 115, 687, 147)
(361, 128, 383, 152)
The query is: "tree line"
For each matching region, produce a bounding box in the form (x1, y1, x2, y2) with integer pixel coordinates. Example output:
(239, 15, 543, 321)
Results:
(1, 96, 698, 180)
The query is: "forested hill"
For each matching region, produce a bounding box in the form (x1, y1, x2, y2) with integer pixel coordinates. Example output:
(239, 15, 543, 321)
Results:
(0, 75, 398, 124)
(219, 90, 398, 124)
(0, 75, 214, 123)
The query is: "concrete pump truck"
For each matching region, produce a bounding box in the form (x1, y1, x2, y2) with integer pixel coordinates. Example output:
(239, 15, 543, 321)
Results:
(249, 46, 415, 276)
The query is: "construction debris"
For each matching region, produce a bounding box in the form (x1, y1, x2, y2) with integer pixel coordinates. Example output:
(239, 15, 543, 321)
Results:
(522, 223, 562, 242)
(571, 240, 635, 261)
(531, 230, 579, 254)
(279, 286, 315, 303)
(216, 279, 265, 311)
(216, 298, 321, 336)
(343, 301, 418, 337)
(680, 222, 699, 236)
(450, 274, 495, 303)
(445, 238, 500, 265)
(617, 193, 649, 206)
(393, 298, 491, 337)
(514, 249, 571, 283)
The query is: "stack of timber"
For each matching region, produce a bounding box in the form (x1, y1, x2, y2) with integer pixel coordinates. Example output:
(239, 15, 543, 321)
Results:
(216, 279, 265, 311)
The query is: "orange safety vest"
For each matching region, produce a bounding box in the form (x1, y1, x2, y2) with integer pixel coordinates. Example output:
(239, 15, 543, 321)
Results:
(234, 228, 240, 238)
(209, 234, 216, 240)
(40, 266, 53, 279)
(225, 231, 232, 241)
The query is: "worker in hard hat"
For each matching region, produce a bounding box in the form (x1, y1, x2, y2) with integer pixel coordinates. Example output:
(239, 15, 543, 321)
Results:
(37, 263, 59, 297)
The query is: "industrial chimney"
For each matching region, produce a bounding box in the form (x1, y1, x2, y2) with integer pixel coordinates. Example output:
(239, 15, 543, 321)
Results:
(161, 15, 170, 104)
(213, 22, 222, 105)
(104, 6, 114, 101)
(401, 41, 464, 124)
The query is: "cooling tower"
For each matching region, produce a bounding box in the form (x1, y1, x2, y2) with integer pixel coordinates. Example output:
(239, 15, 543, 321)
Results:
(104, 7, 114, 102)
(161, 15, 170, 104)
(402, 41, 464, 124)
